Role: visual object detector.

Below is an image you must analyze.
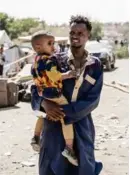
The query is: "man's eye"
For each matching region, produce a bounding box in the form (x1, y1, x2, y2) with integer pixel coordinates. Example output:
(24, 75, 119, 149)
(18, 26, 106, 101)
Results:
(78, 32, 83, 36)
(70, 31, 74, 35)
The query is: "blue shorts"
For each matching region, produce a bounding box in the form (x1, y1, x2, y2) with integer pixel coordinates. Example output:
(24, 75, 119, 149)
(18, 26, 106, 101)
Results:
(31, 85, 44, 111)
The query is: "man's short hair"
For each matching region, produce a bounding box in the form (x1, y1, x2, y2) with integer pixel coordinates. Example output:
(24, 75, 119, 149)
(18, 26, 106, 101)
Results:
(70, 15, 92, 32)
(31, 30, 53, 43)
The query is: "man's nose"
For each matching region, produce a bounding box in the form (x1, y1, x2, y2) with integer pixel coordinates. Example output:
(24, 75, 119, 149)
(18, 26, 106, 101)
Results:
(71, 33, 79, 39)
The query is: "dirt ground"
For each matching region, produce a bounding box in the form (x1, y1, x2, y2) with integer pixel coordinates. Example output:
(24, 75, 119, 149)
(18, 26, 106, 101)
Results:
(0, 60, 129, 175)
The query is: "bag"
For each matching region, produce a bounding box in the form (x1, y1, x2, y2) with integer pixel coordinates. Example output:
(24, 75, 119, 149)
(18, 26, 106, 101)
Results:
(7, 82, 19, 106)
(0, 79, 8, 107)
(0, 78, 7, 91)
(0, 91, 8, 107)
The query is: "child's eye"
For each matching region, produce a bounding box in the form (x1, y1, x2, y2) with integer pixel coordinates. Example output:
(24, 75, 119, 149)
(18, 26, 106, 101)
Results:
(48, 42, 54, 45)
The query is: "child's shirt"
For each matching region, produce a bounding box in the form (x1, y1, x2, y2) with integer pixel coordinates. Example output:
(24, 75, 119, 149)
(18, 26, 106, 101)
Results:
(31, 54, 68, 99)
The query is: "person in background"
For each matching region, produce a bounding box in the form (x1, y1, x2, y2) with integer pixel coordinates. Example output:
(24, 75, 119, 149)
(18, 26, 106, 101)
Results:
(120, 40, 124, 47)
(0, 45, 6, 77)
(64, 44, 70, 53)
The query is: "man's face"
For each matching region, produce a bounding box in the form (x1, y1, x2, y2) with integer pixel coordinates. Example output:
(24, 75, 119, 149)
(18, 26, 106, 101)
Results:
(32, 36, 55, 55)
(69, 23, 89, 48)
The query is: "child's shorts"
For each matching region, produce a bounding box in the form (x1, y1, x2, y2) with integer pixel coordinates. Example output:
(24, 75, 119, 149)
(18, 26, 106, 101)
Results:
(31, 85, 44, 111)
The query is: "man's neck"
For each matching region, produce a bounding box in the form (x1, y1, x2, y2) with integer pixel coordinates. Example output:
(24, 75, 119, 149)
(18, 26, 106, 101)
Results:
(71, 46, 86, 61)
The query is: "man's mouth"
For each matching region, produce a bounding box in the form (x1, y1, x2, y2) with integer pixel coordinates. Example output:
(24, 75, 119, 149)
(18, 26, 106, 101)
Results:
(71, 39, 79, 43)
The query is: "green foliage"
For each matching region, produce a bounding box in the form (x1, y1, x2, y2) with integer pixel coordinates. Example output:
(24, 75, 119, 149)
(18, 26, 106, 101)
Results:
(0, 12, 9, 33)
(0, 12, 104, 40)
(9, 18, 39, 39)
(0, 13, 39, 39)
(115, 46, 129, 59)
(1, 12, 103, 39)
(91, 22, 103, 40)
(20, 18, 39, 32)
(29, 20, 46, 35)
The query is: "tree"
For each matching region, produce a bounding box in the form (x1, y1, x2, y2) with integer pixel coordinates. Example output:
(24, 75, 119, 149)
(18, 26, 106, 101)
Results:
(7, 19, 23, 39)
(91, 22, 103, 40)
(20, 18, 39, 32)
(40, 20, 46, 29)
(0, 13, 9, 33)
(0, 13, 40, 39)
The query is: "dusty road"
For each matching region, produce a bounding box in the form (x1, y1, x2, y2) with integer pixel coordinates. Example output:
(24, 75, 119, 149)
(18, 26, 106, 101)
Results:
(104, 59, 129, 84)
(0, 59, 129, 175)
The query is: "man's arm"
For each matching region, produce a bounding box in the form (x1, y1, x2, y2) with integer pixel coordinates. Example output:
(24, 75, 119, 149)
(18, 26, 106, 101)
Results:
(62, 63, 103, 124)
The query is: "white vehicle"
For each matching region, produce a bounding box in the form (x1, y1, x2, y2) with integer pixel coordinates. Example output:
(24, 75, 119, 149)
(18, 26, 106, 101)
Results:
(86, 40, 116, 71)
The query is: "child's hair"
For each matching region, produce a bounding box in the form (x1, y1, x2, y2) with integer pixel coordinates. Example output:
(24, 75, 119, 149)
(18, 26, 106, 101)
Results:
(31, 30, 53, 43)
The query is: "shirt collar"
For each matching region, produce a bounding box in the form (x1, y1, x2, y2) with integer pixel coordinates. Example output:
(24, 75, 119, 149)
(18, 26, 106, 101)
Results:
(67, 49, 95, 66)
(67, 49, 88, 62)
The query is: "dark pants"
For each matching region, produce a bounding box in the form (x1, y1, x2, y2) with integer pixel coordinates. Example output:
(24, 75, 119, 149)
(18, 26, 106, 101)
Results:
(39, 161, 79, 175)
(0, 64, 3, 76)
(41, 162, 103, 175)
(46, 168, 55, 175)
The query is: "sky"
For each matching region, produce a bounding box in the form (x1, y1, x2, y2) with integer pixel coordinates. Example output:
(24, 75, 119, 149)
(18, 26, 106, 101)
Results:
(0, 0, 129, 24)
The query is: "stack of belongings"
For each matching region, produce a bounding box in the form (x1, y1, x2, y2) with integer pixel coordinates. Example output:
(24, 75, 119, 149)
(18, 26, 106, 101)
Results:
(0, 78, 19, 107)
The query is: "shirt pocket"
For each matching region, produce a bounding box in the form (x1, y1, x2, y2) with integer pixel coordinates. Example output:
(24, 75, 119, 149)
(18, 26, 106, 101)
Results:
(81, 74, 96, 92)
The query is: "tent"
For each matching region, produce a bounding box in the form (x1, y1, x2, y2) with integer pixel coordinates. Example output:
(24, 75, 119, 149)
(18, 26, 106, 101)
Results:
(3, 46, 34, 77)
(0, 30, 12, 48)
(10, 64, 32, 83)
(18, 35, 31, 42)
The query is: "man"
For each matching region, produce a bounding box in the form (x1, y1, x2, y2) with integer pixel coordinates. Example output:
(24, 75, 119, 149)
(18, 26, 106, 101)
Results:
(0, 45, 5, 77)
(36, 15, 103, 175)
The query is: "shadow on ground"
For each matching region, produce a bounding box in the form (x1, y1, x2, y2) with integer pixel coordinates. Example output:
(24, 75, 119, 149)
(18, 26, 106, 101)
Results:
(0, 105, 20, 111)
(104, 67, 118, 73)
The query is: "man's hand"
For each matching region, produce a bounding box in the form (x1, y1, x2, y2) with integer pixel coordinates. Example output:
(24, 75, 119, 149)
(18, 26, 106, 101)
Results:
(41, 99, 65, 121)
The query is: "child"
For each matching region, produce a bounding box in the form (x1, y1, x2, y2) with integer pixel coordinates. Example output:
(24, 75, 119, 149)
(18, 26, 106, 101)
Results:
(30, 31, 78, 166)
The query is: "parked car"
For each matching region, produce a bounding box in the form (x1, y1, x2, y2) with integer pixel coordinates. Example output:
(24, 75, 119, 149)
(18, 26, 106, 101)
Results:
(86, 41, 116, 71)
(19, 44, 32, 55)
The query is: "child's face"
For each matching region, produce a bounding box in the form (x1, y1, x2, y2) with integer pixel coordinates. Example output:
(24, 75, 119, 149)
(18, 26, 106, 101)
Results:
(32, 36, 55, 55)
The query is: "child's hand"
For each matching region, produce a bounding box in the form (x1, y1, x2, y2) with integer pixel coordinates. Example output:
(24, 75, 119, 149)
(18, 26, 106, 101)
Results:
(67, 70, 77, 79)
(62, 70, 76, 80)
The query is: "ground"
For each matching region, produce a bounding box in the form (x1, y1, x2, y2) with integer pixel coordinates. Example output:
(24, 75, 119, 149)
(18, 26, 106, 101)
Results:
(0, 59, 129, 175)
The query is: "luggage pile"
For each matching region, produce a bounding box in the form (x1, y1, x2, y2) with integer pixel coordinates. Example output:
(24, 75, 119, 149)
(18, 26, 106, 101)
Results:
(0, 78, 19, 107)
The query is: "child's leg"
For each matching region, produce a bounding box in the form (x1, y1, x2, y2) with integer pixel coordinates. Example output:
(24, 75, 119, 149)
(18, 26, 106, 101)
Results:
(31, 116, 43, 152)
(61, 119, 74, 148)
(34, 116, 43, 136)
(61, 119, 78, 166)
